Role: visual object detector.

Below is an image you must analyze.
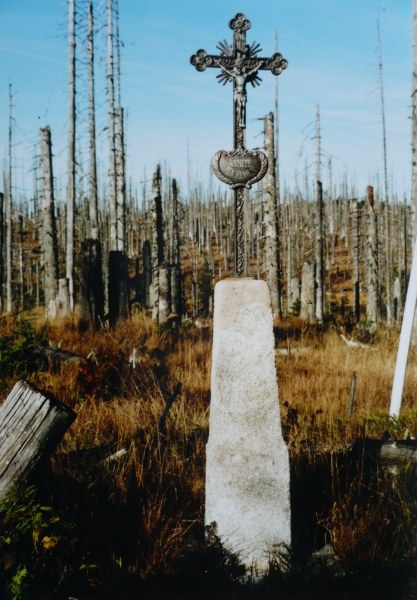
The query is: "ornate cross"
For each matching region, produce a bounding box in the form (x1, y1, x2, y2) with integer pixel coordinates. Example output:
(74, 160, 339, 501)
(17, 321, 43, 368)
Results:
(191, 13, 288, 275)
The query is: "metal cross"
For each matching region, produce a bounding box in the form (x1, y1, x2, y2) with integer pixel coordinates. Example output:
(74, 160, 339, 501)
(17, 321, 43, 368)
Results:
(191, 13, 288, 275)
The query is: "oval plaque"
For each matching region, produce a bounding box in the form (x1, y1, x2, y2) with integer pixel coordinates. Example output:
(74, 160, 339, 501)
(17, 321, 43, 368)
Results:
(212, 149, 268, 189)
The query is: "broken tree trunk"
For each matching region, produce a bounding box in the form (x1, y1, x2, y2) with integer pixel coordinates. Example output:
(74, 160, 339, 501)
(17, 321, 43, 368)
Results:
(79, 238, 104, 331)
(108, 249, 129, 328)
(0, 380, 76, 501)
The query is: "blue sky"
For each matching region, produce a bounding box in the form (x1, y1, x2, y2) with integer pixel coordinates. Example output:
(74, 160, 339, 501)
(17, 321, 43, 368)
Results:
(0, 0, 413, 203)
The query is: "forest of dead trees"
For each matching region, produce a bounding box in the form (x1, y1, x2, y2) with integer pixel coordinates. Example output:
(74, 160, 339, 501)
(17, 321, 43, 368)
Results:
(0, 0, 412, 332)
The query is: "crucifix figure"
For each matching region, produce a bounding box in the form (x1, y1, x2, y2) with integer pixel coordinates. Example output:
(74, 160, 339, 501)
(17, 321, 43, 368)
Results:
(191, 13, 288, 275)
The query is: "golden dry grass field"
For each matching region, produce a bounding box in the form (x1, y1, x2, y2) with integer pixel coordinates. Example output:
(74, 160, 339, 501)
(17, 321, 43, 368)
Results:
(1, 313, 417, 598)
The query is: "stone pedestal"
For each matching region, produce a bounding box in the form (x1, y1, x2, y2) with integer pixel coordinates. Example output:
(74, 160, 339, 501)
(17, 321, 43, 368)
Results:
(205, 278, 291, 574)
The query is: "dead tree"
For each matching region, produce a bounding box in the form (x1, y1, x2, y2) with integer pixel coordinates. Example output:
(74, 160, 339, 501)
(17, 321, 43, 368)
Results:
(300, 260, 315, 322)
(78, 0, 105, 331)
(107, 0, 117, 250)
(40, 127, 59, 318)
(141, 240, 151, 308)
(108, 250, 129, 328)
(114, 1, 126, 252)
(6, 84, 13, 313)
(366, 185, 379, 328)
(170, 178, 182, 319)
(315, 105, 324, 325)
(115, 106, 126, 251)
(263, 112, 282, 319)
(79, 239, 104, 331)
(149, 164, 165, 322)
(413, 0, 417, 243)
(0, 192, 3, 313)
(377, 20, 392, 326)
(87, 0, 98, 240)
(66, 0, 76, 314)
(105, 0, 129, 327)
(352, 199, 362, 322)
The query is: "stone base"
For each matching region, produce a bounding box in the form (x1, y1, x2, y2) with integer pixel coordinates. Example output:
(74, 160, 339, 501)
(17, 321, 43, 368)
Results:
(205, 278, 291, 574)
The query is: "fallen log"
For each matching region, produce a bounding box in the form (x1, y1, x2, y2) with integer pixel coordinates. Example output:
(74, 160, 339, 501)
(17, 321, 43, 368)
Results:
(41, 345, 87, 371)
(0, 380, 76, 501)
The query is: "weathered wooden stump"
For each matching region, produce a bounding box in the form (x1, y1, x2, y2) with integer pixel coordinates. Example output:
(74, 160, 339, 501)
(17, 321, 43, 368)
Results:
(0, 380, 76, 501)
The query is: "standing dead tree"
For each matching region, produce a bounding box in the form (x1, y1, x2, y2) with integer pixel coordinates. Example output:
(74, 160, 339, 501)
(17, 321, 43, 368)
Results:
(78, 0, 104, 331)
(366, 185, 379, 328)
(377, 19, 392, 326)
(106, 0, 129, 327)
(40, 127, 59, 319)
(0, 192, 3, 313)
(170, 178, 182, 320)
(315, 105, 324, 325)
(66, 0, 76, 316)
(87, 0, 98, 241)
(263, 112, 282, 319)
(149, 164, 167, 323)
(352, 199, 362, 322)
(6, 83, 13, 314)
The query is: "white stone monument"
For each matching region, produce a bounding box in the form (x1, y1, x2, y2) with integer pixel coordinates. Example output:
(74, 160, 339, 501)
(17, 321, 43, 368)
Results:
(205, 278, 291, 574)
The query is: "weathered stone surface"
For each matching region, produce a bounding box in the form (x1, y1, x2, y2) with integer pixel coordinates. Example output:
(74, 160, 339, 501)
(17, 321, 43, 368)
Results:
(206, 278, 291, 573)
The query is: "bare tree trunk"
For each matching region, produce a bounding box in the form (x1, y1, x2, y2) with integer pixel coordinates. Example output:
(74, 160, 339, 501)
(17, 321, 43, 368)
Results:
(115, 106, 126, 251)
(66, 0, 76, 314)
(79, 239, 104, 331)
(6, 84, 13, 313)
(105, 0, 129, 327)
(315, 180, 324, 324)
(107, 0, 117, 251)
(78, 0, 105, 332)
(366, 185, 379, 328)
(0, 192, 3, 313)
(352, 199, 361, 322)
(410, 0, 417, 346)
(413, 0, 417, 244)
(40, 127, 59, 318)
(263, 112, 282, 318)
(87, 0, 98, 240)
(108, 250, 129, 328)
(114, 0, 126, 253)
(158, 262, 170, 324)
(150, 165, 165, 321)
(315, 105, 324, 325)
(377, 20, 392, 326)
(142, 240, 151, 308)
(18, 214, 24, 310)
(300, 260, 315, 322)
(170, 178, 182, 319)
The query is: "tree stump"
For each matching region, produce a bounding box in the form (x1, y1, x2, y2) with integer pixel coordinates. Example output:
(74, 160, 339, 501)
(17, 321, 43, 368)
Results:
(0, 380, 76, 501)
(108, 250, 129, 328)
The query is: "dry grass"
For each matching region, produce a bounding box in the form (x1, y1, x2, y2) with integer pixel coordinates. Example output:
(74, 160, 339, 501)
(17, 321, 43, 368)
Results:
(2, 313, 417, 595)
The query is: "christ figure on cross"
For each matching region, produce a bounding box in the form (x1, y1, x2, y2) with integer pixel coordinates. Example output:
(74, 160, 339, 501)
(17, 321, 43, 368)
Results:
(219, 57, 262, 129)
